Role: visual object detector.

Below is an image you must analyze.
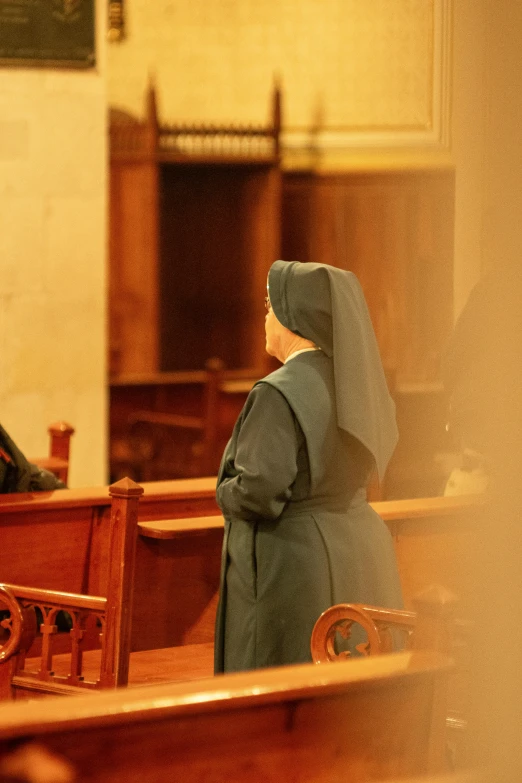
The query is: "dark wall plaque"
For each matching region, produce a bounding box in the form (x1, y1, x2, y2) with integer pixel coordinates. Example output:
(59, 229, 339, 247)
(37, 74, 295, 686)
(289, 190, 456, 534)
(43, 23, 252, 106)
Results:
(0, 0, 95, 68)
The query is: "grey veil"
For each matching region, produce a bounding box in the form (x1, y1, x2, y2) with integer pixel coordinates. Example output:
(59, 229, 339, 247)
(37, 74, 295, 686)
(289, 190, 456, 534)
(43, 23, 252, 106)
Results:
(268, 260, 398, 481)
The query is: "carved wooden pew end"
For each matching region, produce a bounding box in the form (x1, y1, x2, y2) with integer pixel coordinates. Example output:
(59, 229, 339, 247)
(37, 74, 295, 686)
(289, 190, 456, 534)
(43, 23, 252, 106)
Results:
(0, 478, 144, 700)
(0, 582, 107, 699)
(311, 584, 458, 662)
(310, 585, 468, 766)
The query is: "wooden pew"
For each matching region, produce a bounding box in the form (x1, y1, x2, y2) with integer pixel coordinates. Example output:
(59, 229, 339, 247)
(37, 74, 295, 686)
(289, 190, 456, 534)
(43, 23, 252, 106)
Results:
(0, 488, 481, 654)
(110, 362, 258, 481)
(134, 493, 481, 649)
(310, 586, 470, 765)
(0, 479, 216, 700)
(0, 650, 453, 782)
(0, 477, 220, 655)
(0, 478, 145, 699)
(30, 421, 75, 485)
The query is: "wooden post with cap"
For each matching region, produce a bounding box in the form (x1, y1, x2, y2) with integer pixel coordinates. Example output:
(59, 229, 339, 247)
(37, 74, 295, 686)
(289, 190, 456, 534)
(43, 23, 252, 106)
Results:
(100, 477, 144, 688)
(413, 584, 457, 772)
(47, 422, 75, 484)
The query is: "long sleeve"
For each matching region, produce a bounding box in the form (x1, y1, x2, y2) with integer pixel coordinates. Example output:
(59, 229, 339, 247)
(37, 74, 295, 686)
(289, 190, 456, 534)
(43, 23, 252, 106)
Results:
(217, 383, 301, 521)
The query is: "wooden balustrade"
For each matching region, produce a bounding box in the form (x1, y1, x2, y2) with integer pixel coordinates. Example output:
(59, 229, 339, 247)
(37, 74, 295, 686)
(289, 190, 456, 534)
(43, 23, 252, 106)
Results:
(0, 478, 143, 699)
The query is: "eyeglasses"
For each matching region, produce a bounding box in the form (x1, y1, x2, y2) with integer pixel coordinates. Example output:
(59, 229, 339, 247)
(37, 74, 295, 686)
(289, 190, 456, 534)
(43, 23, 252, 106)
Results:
(264, 296, 271, 312)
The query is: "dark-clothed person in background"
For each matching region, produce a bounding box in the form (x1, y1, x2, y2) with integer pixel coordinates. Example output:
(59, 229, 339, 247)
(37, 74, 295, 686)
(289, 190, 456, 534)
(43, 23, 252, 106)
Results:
(442, 269, 522, 495)
(0, 423, 66, 493)
(214, 260, 402, 673)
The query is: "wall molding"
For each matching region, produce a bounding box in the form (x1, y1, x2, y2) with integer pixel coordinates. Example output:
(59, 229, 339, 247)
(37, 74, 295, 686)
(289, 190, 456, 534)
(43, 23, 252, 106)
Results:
(283, 0, 452, 153)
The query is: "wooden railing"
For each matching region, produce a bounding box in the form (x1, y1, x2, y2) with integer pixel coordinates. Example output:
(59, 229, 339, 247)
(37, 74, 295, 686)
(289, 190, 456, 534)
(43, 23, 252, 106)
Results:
(0, 478, 143, 699)
(0, 583, 107, 697)
(110, 80, 281, 164)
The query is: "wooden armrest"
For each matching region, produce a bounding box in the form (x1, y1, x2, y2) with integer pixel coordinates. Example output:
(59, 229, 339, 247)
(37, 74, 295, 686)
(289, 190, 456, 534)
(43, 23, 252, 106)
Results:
(1, 583, 106, 612)
(129, 412, 205, 431)
(220, 380, 256, 394)
(138, 515, 225, 539)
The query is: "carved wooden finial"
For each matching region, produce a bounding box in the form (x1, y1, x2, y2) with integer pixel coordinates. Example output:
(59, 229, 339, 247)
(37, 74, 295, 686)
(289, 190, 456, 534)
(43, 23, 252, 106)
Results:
(109, 477, 144, 498)
(48, 422, 75, 437)
(412, 584, 457, 655)
(205, 357, 225, 373)
(413, 584, 458, 614)
(146, 74, 159, 128)
(272, 75, 282, 151)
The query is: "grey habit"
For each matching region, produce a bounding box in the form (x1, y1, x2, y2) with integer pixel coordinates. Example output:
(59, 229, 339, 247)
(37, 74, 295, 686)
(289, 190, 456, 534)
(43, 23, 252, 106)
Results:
(214, 261, 402, 673)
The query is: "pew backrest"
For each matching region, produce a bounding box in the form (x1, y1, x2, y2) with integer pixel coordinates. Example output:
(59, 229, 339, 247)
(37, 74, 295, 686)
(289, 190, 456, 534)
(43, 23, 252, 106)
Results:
(0, 651, 453, 782)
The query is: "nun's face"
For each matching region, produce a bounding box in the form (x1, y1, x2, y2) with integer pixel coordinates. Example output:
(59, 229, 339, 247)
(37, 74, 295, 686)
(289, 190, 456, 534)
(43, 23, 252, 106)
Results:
(265, 305, 293, 362)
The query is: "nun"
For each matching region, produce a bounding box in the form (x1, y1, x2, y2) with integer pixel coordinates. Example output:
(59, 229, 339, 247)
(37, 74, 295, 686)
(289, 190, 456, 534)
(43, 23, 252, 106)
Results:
(214, 260, 402, 673)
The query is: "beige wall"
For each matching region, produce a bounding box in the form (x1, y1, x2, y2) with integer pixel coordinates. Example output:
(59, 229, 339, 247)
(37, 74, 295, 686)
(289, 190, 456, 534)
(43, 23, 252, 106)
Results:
(457, 7, 522, 775)
(0, 2, 107, 487)
(108, 0, 451, 168)
(481, 1, 522, 278)
(451, 0, 486, 316)
(451, 0, 522, 316)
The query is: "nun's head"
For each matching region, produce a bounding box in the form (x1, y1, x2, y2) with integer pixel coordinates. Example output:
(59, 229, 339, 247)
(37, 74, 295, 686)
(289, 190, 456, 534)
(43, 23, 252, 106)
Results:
(267, 260, 335, 356)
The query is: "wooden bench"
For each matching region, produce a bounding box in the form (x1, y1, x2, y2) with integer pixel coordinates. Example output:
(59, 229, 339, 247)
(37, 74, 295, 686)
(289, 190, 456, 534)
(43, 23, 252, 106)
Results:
(0, 488, 481, 653)
(0, 649, 453, 782)
(134, 493, 481, 649)
(0, 477, 220, 654)
(30, 421, 75, 485)
(0, 478, 144, 699)
(0, 478, 216, 700)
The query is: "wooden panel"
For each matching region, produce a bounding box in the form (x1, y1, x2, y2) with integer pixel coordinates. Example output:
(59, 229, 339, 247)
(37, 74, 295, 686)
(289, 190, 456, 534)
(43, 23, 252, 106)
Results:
(158, 164, 280, 372)
(132, 531, 222, 649)
(0, 508, 96, 594)
(239, 166, 282, 370)
(282, 170, 455, 382)
(109, 161, 159, 375)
